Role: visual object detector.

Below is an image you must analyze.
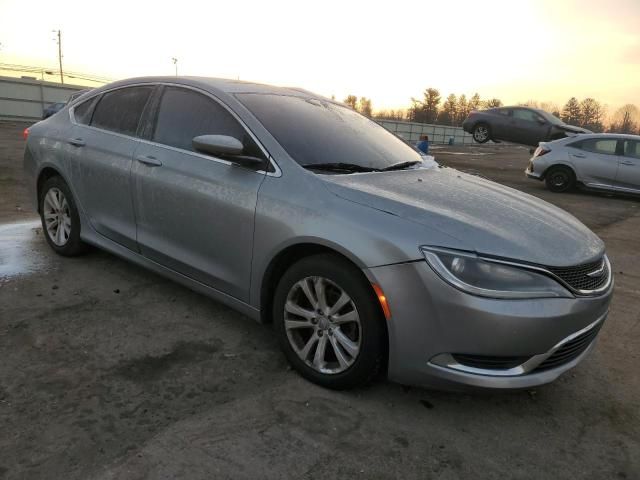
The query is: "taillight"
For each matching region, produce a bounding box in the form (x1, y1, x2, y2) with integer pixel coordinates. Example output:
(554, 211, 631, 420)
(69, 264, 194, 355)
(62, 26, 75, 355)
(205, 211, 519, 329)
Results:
(534, 146, 549, 157)
(23, 128, 29, 140)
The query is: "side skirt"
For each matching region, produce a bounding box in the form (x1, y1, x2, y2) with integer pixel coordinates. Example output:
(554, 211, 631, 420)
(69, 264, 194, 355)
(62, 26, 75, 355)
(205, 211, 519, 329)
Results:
(79, 217, 261, 322)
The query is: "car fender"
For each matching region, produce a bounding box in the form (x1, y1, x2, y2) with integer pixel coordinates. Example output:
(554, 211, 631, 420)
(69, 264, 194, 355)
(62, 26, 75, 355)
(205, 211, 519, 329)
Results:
(542, 160, 578, 180)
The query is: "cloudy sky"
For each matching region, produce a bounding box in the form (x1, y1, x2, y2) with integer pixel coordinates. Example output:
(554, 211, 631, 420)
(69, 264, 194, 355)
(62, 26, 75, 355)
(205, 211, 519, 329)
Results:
(1, 0, 638, 112)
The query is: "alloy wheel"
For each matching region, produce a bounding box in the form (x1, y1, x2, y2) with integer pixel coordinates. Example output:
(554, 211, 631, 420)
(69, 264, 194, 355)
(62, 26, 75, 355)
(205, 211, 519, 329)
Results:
(43, 187, 71, 246)
(284, 276, 361, 374)
(474, 126, 489, 142)
(551, 171, 569, 188)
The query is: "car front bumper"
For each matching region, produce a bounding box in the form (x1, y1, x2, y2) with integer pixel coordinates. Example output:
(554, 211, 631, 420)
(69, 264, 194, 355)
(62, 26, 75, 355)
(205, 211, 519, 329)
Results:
(366, 260, 613, 391)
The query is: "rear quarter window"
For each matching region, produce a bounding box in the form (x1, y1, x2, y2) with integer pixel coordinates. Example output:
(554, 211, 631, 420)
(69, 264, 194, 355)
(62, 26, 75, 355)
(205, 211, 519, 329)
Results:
(73, 96, 100, 125)
(90, 86, 153, 136)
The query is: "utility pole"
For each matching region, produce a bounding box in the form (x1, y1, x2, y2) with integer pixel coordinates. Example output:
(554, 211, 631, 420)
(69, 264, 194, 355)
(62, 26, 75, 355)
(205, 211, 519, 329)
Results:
(172, 57, 178, 76)
(52, 30, 63, 84)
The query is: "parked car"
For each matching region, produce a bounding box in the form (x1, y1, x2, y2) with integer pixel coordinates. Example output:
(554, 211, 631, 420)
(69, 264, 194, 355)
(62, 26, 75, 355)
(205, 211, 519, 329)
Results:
(42, 90, 92, 119)
(23, 77, 612, 391)
(68, 88, 91, 104)
(42, 102, 66, 119)
(526, 133, 640, 194)
(462, 107, 591, 146)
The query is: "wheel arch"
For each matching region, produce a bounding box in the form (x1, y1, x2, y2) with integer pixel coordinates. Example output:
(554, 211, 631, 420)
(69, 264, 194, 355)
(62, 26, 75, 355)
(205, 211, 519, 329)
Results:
(259, 241, 383, 326)
(36, 166, 65, 213)
(260, 241, 390, 375)
(541, 162, 577, 180)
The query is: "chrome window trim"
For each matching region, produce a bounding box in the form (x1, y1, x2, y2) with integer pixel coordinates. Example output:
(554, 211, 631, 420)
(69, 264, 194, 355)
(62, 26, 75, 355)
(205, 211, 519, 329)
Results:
(69, 81, 282, 178)
(429, 312, 606, 377)
(422, 246, 612, 297)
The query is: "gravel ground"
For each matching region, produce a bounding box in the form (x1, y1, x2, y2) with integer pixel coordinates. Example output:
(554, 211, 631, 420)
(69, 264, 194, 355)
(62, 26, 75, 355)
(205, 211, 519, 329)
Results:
(1, 122, 639, 479)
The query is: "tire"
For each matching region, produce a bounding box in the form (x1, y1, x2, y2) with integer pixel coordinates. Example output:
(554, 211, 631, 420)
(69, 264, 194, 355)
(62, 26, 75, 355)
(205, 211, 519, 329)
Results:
(39, 175, 88, 256)
(545, 166, 575, 193)
(273, 254, 385, 390)
(472, 123, 491, 143)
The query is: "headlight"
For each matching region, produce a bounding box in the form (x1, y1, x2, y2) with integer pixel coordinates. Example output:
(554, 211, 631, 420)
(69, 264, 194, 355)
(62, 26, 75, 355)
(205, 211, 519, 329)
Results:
(421, 247, 572, 299)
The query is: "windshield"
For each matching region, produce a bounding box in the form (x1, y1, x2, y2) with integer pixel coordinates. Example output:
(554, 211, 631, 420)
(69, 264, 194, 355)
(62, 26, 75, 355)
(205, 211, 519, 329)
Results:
(236, 93, 423, 170)
(539, 110, 564, 125)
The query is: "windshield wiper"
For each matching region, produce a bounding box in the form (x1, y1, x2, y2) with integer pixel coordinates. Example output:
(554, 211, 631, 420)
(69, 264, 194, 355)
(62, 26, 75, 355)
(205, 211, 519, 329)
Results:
(381, 160, 422, 171)
(302, 162, 381, 173)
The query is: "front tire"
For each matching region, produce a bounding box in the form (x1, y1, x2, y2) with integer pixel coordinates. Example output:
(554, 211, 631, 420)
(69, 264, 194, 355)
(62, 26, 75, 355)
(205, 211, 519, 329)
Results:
(39, 176, 87, 256)
(273, 254, 385, 390)
(545, 166, 575, 193)
(473, 123, 491, 143)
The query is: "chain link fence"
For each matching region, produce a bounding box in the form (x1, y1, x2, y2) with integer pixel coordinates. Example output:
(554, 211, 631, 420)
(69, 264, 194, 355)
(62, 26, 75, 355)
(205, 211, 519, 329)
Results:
(377, 119, 476, 145)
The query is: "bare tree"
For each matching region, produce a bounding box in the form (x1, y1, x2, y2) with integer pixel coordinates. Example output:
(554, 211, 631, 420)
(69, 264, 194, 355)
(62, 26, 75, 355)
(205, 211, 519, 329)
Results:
(343, 95, 358, 110)
(468, 93, 481, 112)
(483, 98, 503, 109)
(609, 104, 639, 134)
(540, 101, 561, 118)
(374, 109, 406, 121)
(357, 97, 373, 117)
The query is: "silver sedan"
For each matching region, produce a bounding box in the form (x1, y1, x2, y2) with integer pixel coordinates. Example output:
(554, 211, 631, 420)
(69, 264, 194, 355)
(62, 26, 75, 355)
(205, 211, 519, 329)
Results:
(526, 133, 640, 194)
(23, 77, 613, 390)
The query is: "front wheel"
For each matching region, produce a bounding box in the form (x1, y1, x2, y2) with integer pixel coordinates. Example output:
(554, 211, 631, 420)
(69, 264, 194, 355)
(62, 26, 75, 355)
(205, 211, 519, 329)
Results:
(273, 254, 385, 390)
(473, 123, 491, 143)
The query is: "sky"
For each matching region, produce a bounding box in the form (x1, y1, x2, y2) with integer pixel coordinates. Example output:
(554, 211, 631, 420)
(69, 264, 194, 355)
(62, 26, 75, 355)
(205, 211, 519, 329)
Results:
(0, 0, 638, 114)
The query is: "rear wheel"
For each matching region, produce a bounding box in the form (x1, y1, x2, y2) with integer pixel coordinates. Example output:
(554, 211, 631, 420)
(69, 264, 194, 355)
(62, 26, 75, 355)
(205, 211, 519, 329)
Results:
(39, 176, 87, 256)
(545, 166, 575, 193)
(473, 123, 491, 143)
(273, 254, 385, 390)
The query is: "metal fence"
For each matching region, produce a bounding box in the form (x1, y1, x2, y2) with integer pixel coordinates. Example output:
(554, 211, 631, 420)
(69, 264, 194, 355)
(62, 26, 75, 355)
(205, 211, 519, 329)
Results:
(0, 76, 85, 121)
(377, 119, 476, 145)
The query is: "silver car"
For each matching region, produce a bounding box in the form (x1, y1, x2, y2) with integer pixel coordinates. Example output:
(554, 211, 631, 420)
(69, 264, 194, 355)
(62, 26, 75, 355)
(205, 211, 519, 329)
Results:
(526, 133, 640, 194)
(23, 77, 613, 391)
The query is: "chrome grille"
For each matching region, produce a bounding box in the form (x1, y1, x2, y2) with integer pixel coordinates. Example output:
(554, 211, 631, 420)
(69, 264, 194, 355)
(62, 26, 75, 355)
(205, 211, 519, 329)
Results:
(546, 257, 609, 293)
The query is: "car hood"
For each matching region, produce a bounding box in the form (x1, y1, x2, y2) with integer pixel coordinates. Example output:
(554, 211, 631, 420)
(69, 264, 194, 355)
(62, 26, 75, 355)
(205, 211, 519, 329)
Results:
(322, 167, 604, 267)
(558, 124, 592, 134)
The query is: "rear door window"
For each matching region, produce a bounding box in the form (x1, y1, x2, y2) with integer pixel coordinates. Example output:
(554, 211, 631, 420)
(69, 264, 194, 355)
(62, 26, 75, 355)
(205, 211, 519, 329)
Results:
(91, 86, 153, 136)
(152, 86, 264, 159)
(576, 139, 619, 155)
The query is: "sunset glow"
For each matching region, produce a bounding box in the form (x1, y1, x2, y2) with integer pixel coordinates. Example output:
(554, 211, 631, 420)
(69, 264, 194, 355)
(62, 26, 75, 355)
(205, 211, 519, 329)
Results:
(1, 0, 638, 112)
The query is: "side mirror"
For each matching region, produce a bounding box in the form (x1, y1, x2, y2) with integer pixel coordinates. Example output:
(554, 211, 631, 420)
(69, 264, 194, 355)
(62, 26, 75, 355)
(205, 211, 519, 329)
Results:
(193, 134, 243, 156)
(537, 118, 546, 125)
(192, 134, 265, 168)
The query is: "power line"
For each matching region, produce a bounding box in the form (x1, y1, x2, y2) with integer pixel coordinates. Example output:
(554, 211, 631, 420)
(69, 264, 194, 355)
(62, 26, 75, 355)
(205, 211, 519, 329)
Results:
(0, 62, 113, 84)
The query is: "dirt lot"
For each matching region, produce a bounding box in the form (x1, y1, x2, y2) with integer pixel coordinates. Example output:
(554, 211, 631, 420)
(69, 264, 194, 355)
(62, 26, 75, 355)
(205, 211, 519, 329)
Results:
(1, 121, 639, 479)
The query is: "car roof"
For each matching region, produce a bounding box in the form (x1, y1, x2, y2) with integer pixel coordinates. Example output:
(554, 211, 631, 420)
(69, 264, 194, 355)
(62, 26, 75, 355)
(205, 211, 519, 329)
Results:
(555, 132, 640, 142)
(87, 76, 330, 101)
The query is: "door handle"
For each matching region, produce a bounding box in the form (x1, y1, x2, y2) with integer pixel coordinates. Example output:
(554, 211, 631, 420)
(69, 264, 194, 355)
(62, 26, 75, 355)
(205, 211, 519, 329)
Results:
(620, 160, 635, 166)
(67, 137, 85, 147)
(571, 153, 586, 158)
(136, 155, 162, 167)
